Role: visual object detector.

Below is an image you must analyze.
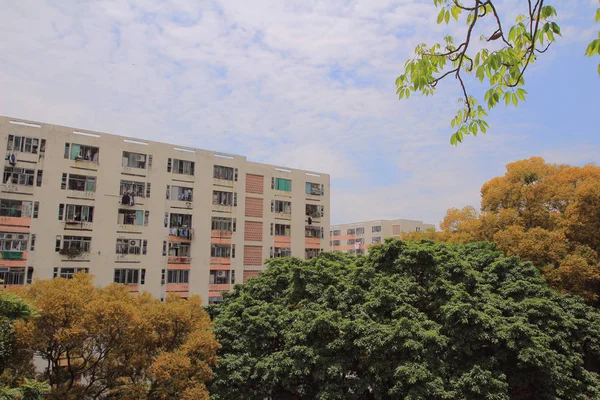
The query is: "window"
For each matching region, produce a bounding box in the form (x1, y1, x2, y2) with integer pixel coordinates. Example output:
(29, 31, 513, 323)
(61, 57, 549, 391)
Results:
(122, 151, 147, 169)
(305, 226, 323, 238)
(116, 238, 147, 255)
(0, 200, 32, 218)
(356, 227, 365, 234)
(305, 182, 324, 195)
(7, 135, 43, 154)
(62, 236, 92, 253)
(0, 233, 28, 252)
(168, 186, 193, 201)
(120, 180, 145, 197)
(211, 244, 232, 258)
(168, 242, 191, 257)
(305, 248, 321, 259)
(332, 240, 341, 246)
(372, 225, 382, 233)
(356, 238, 364, 244)
(114, 268, 141, 284)
(170, 213, 192, 229)
(332, 230, 341, 236)
(58, 267, 89, 279)
(272, 177, 292, 191)
(213, 165, 236, 180)
(0, 268, 25, 285)
(64, 174, 96, 192)
(117, 209, 146, 226)
(347, 239, 356, 245)
(33, 202, 39, 219)
(168, 158, 195, 175)
(271, 200, 291, 214)
(272, 247, 292, 258)
(274, 224, 291, 236)
(306, 204, 324, 218)
(347, 229, 355, 235)
(167, 269, 189, 284)
(3, 167, 36, 186)
(372, 236, 382, 244)
(209, 270, 230, 284)
(416, 227, 421, 232)
(60, 204, 94, 222)
(212, 191, 235, 206)
(65, 143, 100, 162)
(36, 170, 43, 187)
(211, 217, 235, 232)
(30, 234, 36, 251)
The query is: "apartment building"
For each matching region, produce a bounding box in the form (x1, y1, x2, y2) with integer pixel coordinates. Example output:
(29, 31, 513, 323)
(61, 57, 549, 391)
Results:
(330, 219, 435, 254)
(0, 116, 329, 303)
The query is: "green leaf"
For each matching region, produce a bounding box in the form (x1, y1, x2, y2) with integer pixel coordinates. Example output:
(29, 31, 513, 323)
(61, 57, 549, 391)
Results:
(437, 8, 445, 24)
(512, 93, 518, 106)
(450, 133, 458, 145)
(595, 8, 600, 23)
(444, 9, 450, 24)
(451, 6, 460, 21)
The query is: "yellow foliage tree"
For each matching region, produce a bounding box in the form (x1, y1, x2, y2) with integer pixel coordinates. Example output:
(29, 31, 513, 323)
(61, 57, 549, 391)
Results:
(12, 273, 219, 399)
(404, 157, 600, 304)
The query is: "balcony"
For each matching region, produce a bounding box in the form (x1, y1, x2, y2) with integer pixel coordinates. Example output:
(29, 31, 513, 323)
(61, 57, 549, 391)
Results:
(64, 220, 93, 231)
(212, 203, 233, 213)
(274, 235, 291, 247)
(213, 177, 234, 188)
(209, 283, 231, 292)
(168, 256, 191, 264)
(305, 237, 321, 249)
(210, 257, 231, 266)
(274, 212, 292, 221)
(0, 251, 27, 267)
(166, 283, 190, 296)
(1, 184, 34, 195)
(0, 217, 31, 232)
(211, 230, 232, 244)
(58, 247, 90, 260)
(168, 228, 194, 241)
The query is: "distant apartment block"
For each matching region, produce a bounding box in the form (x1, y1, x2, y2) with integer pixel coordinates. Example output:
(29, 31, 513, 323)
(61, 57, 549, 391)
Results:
(329, 219, 435, 254)
(0, 116, 330, 303)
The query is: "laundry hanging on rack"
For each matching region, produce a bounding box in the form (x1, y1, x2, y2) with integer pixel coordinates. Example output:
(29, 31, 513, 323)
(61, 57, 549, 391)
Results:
(8, 153, 16, 166)
(121, 193, 130, 205)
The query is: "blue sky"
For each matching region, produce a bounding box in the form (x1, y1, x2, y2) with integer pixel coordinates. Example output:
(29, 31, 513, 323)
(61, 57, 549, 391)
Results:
(0, 0, 598, 226)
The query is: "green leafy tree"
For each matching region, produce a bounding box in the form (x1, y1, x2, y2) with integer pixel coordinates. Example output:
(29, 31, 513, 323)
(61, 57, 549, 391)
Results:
(396, 0, 600, 144)
(210, 240, 600, 399)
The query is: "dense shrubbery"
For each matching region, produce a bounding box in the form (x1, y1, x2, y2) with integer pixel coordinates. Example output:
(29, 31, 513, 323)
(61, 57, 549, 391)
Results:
(210, 240, 600, 399)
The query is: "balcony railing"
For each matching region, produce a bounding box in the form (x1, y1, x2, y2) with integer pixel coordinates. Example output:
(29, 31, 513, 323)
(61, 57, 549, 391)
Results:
(168, 228, 194, 240)
(1, 251, 23, 260)
(59, 247, 89, 259)
(168, 256, 192, 264)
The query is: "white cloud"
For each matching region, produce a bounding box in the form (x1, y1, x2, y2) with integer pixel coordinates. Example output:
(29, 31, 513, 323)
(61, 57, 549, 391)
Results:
(0, 0, 597, 227)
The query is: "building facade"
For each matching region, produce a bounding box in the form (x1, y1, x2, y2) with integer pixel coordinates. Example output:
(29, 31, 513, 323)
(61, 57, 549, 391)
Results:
(0, 116, 329, 303)
(330, 219, 434, 254)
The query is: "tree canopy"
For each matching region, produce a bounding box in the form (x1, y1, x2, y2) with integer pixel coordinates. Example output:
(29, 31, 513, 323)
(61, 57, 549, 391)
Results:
(404, 157, 600, 304)
(6, 273, 219, 400)
(395, 0, 600, 144)
(209, 240, 600, 399)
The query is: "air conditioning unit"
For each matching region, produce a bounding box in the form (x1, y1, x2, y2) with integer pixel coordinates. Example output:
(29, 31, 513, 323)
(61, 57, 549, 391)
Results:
(17, 234, 26, 240)
(136, 155, 145, 161)
(5, 234, 13, 239)
(130, 240, 137, 246)
(217, 270, 226, 278)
